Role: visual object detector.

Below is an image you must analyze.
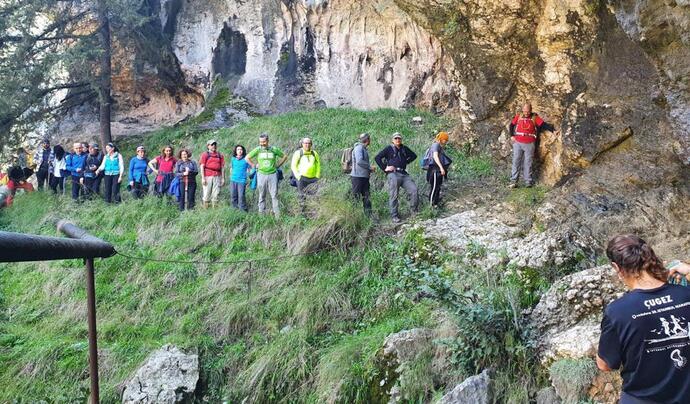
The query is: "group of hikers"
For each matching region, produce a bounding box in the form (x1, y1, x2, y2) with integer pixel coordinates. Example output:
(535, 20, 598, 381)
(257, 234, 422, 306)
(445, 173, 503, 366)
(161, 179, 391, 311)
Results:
(0, 130, 455, 221)
(2, 102, 690, 403)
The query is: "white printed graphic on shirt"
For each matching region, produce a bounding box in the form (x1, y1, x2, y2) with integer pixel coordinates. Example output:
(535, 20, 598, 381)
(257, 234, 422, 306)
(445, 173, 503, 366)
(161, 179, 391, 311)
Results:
(634, 297, 690, 370)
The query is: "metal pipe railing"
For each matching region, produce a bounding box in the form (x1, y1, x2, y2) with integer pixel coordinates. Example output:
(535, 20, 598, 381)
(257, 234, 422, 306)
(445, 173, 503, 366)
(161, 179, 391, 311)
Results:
(0, 221, 114, 403)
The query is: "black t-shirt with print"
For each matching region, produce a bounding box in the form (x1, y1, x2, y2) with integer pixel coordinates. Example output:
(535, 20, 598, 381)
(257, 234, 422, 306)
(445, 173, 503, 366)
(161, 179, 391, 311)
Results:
(599, 284, 690, 403)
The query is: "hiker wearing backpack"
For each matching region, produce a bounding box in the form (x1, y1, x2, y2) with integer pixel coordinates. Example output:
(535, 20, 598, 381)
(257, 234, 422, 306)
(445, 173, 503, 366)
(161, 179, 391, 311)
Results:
(230, 145, 250, 212)
(290, 137, 321, 215)
(65, 142, 87, 201)
(246, 133, 287, 218)
(347, 133, 376, 217)
(83, 143, 104, 197)
(200, 139, 225, 208)
(128, 145, 150, 199)
(508, 103, 559, 188)
(95, 142, 124, 203)
(422, 131, 452, 208)
(374, 133, 418, 223)
(149, 145, 177, 197)
(174, 149, 198, 210)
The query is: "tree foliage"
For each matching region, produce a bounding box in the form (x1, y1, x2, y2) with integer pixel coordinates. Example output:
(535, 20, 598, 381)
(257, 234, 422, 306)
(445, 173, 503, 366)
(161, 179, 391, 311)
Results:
(0, 0, 151, 154)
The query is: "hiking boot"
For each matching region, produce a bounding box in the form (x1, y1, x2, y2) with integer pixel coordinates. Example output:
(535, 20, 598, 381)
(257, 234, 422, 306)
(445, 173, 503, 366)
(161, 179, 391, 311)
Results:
(392, 216, 402, 224)
(525, 183, 534, 188)
(507, 182, 518, 189)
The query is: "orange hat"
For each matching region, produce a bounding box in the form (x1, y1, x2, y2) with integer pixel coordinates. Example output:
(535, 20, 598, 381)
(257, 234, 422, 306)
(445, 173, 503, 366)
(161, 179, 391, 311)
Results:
(436, 131, 449, 142)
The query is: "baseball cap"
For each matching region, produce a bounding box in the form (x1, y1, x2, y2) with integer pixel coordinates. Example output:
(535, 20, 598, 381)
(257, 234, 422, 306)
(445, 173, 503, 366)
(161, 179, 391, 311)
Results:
(359, 133, 370, 142)
(392, 132, 402, 140)
(90, 143, 99, 149)
(207, 139, 217, 146)
(136, 145, 145, 152)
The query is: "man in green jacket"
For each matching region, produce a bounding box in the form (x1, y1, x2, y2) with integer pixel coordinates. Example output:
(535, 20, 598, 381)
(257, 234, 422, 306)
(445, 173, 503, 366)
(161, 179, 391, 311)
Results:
(247, 133, 287, 217)
(290, 137, 321, 214)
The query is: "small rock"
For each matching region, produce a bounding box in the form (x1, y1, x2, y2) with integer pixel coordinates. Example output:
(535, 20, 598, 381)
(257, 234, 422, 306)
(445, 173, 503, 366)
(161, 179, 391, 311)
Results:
(436, 369, 492, 404)
(536, 387, 561, 404)
(122, 344, 199, 404)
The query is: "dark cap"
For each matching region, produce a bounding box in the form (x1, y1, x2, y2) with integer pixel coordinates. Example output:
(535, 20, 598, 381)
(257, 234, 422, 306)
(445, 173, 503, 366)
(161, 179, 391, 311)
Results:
(90, 143, 99, 149)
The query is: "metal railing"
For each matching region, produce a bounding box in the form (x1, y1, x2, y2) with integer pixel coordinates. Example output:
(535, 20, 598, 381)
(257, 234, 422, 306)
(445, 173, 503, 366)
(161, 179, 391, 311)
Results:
(0, 221, 115, 403)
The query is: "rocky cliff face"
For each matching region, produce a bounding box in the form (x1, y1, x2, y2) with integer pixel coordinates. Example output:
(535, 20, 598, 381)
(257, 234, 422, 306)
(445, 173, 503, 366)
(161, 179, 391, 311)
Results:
(56, 0, 689, 250)
(166, 0, 456, 113)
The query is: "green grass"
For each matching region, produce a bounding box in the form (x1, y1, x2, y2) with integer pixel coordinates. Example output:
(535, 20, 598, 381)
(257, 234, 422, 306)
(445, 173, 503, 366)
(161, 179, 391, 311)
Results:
(0, 108, 541, 403)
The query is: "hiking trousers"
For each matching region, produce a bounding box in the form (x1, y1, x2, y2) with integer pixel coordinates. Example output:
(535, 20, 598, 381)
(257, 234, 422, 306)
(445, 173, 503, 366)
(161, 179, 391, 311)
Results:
(37, 168, 49, 190)
(297, 177, 318, 214)
(202, 175, 221, 203)
(351, 176, 372, 216)
(230, 181, 247, 211)
(511, 141, 535, 185)
(71, 176, 83, 200)
(257, 172, 280, 217)
(49, 174, 65, 195)
(427, 167, 445, 207)
(179, 178, 196, 210)
(387, 172, 418, 219)
(103, 175, 121, 203)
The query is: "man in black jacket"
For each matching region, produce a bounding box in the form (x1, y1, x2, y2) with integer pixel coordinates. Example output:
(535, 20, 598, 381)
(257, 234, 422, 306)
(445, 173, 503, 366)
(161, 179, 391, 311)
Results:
(375, 133, 418, 222)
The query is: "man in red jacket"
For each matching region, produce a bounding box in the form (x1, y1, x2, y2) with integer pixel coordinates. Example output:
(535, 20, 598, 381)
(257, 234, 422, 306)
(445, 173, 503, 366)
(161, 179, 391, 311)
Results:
(508, 103, 558, 188)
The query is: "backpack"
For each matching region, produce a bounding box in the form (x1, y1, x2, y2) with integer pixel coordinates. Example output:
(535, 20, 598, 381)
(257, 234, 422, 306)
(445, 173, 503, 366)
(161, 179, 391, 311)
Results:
(203, 151, 223, 172)
(341, 147, 354, 174)
(420, 148, 433, 170)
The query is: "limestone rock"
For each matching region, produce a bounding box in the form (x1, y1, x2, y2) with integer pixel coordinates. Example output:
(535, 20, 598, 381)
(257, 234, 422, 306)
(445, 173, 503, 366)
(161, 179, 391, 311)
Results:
(436, 369, 492, 404)
(121, 344, 199, 404)
(536, 387, 561, 404)
(529, 265, 624, 334)
(415, 208, 569, 270)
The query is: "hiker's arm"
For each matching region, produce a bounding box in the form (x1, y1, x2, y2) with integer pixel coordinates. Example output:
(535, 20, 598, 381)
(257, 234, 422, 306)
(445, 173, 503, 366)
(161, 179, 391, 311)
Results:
(118, 155, 124, 182)
(315, 151, 321, 179)
(406, 147, 417, 164)
(277, 153, 288, 168)
(147, 159, 158, 175)
(433, 151, 445, 175)
(95, 158, 105, 175)
(290, 152, 300, 179)
(596, 355, 612, 372)
(374, 148, 387, 172)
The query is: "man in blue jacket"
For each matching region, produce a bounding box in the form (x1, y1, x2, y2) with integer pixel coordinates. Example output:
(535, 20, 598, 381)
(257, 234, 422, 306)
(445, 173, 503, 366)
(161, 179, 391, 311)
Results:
(65, 142, 87, 200)
(374, 133, 418, 223)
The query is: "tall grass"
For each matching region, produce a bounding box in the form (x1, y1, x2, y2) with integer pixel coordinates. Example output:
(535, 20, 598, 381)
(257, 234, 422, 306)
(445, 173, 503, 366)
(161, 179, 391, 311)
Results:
(0, 108, 461, 402)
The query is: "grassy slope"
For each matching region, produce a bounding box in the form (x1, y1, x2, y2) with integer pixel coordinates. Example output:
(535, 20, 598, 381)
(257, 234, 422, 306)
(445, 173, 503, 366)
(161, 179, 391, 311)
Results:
(0, 108, 500, 402)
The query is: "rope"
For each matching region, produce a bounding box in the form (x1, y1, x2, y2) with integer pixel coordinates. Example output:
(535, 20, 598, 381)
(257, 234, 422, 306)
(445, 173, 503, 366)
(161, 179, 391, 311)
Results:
(113, 245, 335, 266)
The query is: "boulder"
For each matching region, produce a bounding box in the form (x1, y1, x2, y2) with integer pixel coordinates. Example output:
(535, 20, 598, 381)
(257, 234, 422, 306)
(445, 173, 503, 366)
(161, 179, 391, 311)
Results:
(121, 345, 199, 404)
(436, 369, 492, 404)
(528, 265, 626, 361)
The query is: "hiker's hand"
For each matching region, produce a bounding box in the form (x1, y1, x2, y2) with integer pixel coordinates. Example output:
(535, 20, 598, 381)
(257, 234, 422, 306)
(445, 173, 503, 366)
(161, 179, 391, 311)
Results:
(202, 177, 207, 186)
(79, 178, 84, 185)
(220, 178, 225, 186)
(118, 176, 122, 184)
(385, 165, 395, 173)
(370, 165, 376, 172)
(440, 168, 446, 176)
(669, 262, 690, 282)
(129, 181, 134, 187)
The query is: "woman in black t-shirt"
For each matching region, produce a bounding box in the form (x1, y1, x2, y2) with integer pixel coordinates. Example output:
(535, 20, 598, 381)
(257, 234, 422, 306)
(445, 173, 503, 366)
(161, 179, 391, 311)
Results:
(597, 235, 690, 404)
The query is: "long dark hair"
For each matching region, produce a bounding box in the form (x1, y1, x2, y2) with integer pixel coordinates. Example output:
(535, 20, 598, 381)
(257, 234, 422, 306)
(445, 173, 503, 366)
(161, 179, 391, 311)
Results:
(234, 144, 246, 159)
(54, 145, 65, 161)
(606, 235, 668, 282)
